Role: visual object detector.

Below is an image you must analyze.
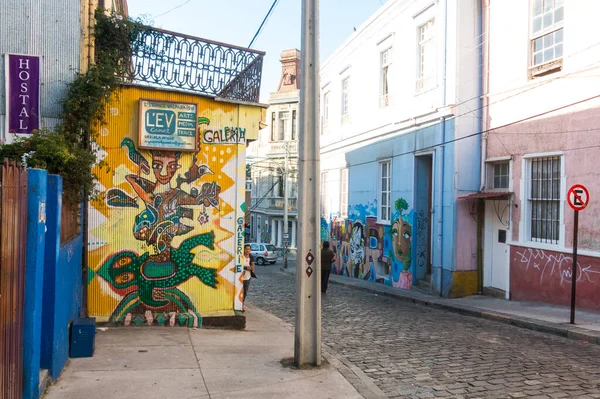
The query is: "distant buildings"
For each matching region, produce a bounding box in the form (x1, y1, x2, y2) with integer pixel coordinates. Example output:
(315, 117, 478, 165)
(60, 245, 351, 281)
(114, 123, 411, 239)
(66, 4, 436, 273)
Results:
(248, 49, 301, 249)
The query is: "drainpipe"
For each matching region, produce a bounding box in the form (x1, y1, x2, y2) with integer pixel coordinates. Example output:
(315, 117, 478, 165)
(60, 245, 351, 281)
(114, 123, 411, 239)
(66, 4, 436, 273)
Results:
(437, 0, 449, 297)
(438, 118, 445, 297)
(81, 0, 97, 318)
(477, 198, 484, 294)
(479, 0, 490, 191)
(476, 0, 487, 295)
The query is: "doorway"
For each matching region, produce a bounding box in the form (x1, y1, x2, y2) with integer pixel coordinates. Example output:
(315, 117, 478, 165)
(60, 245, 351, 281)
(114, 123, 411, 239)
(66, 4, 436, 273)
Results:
(483, 200, 509, 294)
(414, 154, 433, 285)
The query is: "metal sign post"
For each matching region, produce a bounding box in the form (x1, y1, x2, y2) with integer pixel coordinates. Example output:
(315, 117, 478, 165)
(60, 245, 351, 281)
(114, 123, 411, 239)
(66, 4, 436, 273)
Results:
(295, 0, 321, 368)
(567, 184, 590, 325)
(284, 141, 289, 269)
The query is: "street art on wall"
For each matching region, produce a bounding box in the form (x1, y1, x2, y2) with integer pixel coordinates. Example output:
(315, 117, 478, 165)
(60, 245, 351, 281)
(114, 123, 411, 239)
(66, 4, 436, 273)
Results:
(88, 89, 255, 326)
(324, 198, 414, 289)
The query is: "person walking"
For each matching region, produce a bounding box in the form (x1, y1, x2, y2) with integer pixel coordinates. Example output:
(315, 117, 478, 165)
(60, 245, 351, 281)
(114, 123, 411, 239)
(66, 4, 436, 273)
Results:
(321, 241, 336, 294)
(242, 244, 256, 312)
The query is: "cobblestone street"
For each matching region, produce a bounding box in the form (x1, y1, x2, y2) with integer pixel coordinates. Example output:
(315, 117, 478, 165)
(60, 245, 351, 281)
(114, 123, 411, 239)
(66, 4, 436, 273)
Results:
(249, 264, 600, 399)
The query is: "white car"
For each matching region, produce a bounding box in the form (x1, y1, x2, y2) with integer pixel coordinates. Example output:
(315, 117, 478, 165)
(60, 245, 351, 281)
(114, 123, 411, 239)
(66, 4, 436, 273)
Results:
(247, 243, 279, 265)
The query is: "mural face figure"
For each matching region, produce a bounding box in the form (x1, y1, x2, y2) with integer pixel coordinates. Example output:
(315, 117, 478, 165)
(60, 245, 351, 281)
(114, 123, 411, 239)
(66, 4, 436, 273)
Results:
(152, 152, 181, 185)
(392, 218, 412, 265)
(97, 251, 145, 293)
(350, 222, 365, 269)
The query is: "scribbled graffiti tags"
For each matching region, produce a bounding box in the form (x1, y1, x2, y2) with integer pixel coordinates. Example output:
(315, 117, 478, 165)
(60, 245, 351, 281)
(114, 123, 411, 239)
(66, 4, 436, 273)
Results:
(416, 209, 428, 270)
(514, 248, 600, 285)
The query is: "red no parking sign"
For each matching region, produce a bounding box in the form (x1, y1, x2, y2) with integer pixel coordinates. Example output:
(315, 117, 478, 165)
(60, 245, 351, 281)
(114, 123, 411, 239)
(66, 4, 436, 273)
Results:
(567, 184, 590, 325)
(568, 184, 590, 211)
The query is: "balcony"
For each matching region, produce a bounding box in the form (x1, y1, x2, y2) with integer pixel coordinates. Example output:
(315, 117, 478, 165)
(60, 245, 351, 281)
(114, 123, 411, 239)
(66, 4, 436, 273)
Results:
(122, 26, 264, 103)
(251, 197, 298, 212)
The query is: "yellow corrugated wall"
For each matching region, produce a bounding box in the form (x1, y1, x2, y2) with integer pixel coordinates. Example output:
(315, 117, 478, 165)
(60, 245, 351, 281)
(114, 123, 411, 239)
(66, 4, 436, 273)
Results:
(87, 85, 261, 324)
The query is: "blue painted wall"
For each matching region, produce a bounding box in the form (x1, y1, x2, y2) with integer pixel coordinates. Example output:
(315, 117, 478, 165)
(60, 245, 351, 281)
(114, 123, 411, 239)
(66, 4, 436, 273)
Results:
(40, 175, 83, 381)
(23, 169, 47, 399)
(41, 175, 61, 377)
(338, 120, 460, 294)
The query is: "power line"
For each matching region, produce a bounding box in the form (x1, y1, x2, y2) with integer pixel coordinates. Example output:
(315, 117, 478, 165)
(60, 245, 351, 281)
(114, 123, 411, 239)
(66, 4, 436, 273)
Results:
(324, 94, 600, 171)
(249, 179, 280, 212)
(321, 57, 600, 153)
(154, 0, 192, 19)
(450, 42, 600, 121)
(248, 0, 281, 48)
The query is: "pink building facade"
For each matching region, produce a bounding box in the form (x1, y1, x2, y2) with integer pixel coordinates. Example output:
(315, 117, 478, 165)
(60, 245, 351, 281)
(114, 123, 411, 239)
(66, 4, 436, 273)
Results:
(480, 0, 600, 311)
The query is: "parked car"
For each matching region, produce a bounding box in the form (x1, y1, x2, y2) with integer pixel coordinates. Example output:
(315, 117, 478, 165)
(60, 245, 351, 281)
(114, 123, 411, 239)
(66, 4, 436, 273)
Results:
(248, 243, 279, 265)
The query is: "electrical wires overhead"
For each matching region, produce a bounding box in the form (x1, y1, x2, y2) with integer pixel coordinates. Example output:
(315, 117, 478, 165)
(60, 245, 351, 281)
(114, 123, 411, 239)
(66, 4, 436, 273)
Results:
(248, 0, 281, 48)
(154, 0, 192, 19)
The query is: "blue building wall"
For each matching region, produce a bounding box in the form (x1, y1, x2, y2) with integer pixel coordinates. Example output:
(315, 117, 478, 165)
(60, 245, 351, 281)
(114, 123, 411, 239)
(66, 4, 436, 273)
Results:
(321, 119, 475, 296)
(40, 175, 83, 381)
(23, 169, 47, 399)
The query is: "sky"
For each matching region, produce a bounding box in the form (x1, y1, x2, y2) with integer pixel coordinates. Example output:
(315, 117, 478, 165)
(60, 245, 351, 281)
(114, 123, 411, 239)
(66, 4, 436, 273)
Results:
(127, 0, 385, 102)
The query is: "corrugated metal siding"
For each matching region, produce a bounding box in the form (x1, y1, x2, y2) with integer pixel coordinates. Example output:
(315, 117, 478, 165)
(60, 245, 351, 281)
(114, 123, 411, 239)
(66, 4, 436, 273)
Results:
(88, 86, 259, 323)
(0, 0, 82, 140)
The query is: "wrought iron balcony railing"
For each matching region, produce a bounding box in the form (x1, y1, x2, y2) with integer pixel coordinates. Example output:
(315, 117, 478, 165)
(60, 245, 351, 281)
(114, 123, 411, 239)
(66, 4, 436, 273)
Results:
(124, 26, 265, 103)
(251, 197, 298, 211)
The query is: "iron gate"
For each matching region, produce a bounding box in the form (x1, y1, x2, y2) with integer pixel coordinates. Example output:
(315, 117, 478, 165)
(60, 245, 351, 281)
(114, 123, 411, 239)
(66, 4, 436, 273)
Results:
(0, 160, 28, 399)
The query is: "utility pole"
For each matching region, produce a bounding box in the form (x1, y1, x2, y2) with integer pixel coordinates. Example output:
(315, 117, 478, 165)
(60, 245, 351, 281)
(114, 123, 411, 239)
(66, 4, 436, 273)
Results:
(283, 140, 289, 268)
(295, 0, 321, 367)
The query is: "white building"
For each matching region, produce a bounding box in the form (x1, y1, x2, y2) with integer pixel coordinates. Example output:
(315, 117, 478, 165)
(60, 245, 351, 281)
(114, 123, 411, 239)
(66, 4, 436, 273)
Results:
(319, 0, 485, 296)
(248, 49, 300, 249)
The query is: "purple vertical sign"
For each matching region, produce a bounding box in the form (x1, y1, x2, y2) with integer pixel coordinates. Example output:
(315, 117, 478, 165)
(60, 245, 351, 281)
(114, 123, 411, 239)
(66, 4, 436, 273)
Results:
(5, 54, 41, 135)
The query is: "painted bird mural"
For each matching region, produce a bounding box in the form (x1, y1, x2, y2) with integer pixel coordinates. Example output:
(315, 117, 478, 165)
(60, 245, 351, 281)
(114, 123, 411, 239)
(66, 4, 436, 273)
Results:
(97, 231, 218, 319)
(121, 137, 150, 175)
(176, 155, 214, 188)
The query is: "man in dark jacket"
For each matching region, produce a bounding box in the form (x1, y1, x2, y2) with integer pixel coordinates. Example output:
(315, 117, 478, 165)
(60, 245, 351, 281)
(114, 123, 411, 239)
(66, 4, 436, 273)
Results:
(321, 241, 336, 294)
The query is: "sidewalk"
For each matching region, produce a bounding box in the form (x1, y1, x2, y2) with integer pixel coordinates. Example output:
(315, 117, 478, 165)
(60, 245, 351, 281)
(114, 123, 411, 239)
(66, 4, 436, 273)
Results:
(43, 306, 376, 399)
(281, 261, 600, 345)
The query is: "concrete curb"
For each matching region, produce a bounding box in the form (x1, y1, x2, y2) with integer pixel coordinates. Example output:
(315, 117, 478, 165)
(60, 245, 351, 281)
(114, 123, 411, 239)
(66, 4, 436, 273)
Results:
(280, 267, 600, 346)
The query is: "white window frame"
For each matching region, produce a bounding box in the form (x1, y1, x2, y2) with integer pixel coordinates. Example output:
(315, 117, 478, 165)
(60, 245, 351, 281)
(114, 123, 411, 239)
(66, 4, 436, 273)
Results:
(493, 162, 510, 190)
(270, 112, 276, 142)
(321, 171, 328, 218)
(278, 111, 290, 141)
(380, 48, 392, 108)
(378, 160, 392, 224)
(341, 77, 350, 122)
(529, 0, 564, 76)
(291, 110, 297, 141)
(520, 152, 565, 248)
(485, 157, 513, 192)
(417, 19, 435, 92)
(323, 91, 330, 126)
(340, 169, 349, 218)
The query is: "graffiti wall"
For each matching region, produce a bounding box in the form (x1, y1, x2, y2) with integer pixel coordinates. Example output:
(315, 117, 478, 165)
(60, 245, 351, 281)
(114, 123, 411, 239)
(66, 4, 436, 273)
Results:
(88, 86, 262, 325)
(324, 198, 415, 289)
(510, 245, 600, 312)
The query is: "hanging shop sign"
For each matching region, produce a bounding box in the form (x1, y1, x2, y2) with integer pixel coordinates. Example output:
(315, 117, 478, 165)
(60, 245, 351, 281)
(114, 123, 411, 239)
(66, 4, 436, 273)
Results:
(5, 54, 41, 135)
(138, 99, 198, 151)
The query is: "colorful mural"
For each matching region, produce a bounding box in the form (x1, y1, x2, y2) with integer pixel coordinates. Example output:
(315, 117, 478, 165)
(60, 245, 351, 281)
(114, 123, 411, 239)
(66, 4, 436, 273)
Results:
(88, 87, 261, 325)
(325, 198, 414, 289)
